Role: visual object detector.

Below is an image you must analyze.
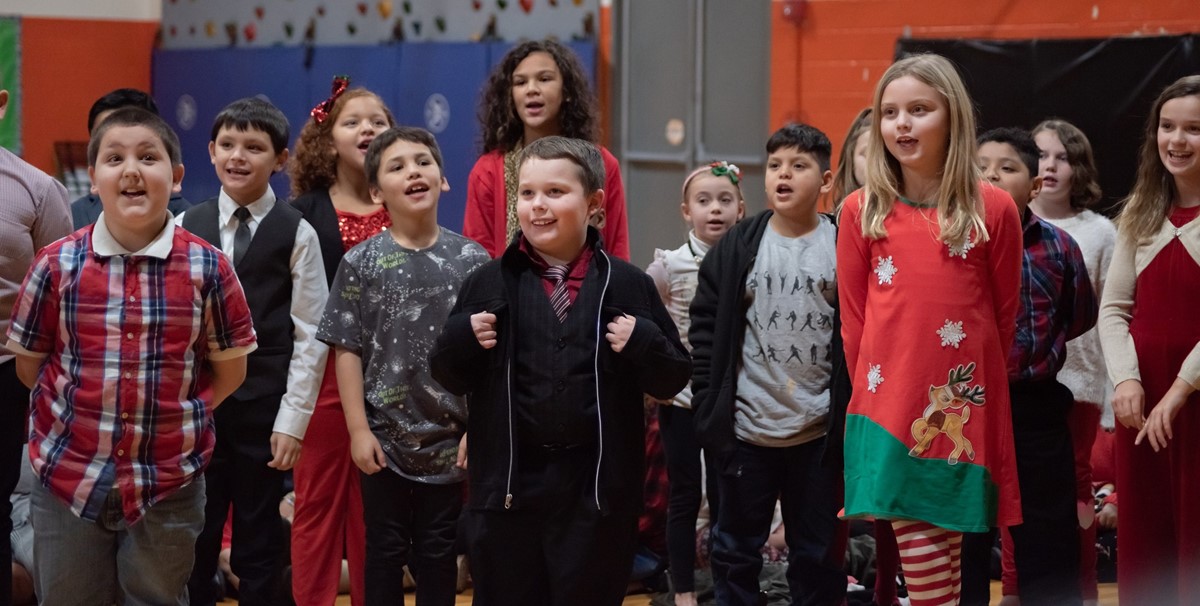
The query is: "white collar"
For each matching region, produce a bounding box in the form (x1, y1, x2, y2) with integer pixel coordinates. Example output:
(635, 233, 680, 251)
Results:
(92, 211, 177, 259)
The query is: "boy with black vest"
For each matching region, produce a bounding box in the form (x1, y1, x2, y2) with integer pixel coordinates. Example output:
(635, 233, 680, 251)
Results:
(430, 137, 692, 606)
(180, 97, 329, 606)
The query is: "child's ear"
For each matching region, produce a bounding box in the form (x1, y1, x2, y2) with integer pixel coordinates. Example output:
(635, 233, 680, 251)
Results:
(88, 165, 97, 194)
(208, 141, 218, 166)
(736, 199, 746, 221)
(680, 200, 692, 221)
(819, 169, 834, 194)
(0, 90, 8, 120)
(440, 175, 451, 192)
(368, 186, 386, 206)
(274, 149, 290, 173)
(172, 163, 186, 194)
(1029, 175, 1044, 202)
(588, 189, 604, 214)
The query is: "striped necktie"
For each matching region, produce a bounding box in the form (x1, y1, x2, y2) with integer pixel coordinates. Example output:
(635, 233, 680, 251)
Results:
(545, 264, 570, 322)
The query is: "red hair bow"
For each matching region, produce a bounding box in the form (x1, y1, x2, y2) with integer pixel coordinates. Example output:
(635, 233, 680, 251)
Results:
(311, 75, 350, 124)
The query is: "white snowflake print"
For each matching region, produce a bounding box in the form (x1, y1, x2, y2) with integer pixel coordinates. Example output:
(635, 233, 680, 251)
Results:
(947, 236, 975, 260)
(937, 320, 967, 349)
(866, 364, 884, 393)
(874, 256, 898, 285)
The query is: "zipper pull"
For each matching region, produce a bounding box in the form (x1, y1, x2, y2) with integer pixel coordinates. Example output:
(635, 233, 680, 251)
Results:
(504, 494, 513, 509)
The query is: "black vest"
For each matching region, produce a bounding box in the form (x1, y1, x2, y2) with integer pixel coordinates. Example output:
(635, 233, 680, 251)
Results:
(513, 268, 600, 448)
(183, 198, 301, 401)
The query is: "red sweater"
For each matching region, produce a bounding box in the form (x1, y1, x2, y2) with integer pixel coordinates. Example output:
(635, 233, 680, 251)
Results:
(463, 146, 630, 260)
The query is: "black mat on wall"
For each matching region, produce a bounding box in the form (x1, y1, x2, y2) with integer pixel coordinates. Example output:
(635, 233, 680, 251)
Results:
(897, 35, 1200, 215)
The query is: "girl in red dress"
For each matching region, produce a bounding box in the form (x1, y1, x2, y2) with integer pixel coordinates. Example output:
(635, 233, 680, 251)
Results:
(463, 39, 629, 260)
(1098, 74, 1200, 606)
(837, 54, 1023, 606)
(288, 78, 397, 606)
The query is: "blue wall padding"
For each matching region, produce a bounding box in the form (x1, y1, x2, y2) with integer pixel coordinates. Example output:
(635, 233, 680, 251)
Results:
(153, 41, 595, 232)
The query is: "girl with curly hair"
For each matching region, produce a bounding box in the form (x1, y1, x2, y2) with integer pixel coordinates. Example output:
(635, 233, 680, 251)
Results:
(464, 39, 629, 259)
(288, 78, 396, 606)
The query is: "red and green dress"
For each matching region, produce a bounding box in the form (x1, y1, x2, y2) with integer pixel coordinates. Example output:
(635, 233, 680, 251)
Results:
(836, 184, 1023, 532)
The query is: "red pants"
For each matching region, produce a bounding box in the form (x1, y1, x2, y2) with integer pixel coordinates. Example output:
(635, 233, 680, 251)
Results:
(291, 361, 366, 606)
(1000, 402, 1100, 600)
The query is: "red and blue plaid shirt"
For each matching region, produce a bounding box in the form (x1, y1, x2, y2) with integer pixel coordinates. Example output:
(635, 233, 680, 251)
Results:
(6, 215, 256, 523)
(1008, 209, 1097, 383)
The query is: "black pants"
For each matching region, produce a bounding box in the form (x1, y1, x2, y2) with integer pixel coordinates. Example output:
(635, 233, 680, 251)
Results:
(187, 395, 286, 606)
(959, 528, 997, 606)
(711, 437, 845, 606)
(1, 361, 30, 606)
(1007, 380, 1082, 606)
(360, 468, 461, 606)
(469, 446, 638, 606)
(658, 405, 720, 593)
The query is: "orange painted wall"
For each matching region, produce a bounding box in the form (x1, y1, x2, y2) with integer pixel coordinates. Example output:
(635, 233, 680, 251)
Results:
(770, 0, 1200, 164)
(20, 18, 157, 174)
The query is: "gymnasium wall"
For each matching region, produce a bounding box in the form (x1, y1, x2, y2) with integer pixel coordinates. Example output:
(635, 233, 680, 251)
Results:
(769, 0, 1200, 164)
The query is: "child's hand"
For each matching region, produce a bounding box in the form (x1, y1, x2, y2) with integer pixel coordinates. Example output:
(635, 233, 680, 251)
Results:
(1135, 384, 1190, 451)
(472, 312, 498, 349)
(1096, 502, 1117, 529)
(606, 314, 636, 353)
(350, 428, 387, 475)
(268, 433, 303, 471)
(456, 433, 468, 470)
(1112, 379, 1145, 430)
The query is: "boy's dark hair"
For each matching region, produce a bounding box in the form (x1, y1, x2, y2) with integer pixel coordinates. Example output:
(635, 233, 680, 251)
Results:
(766, 123, 833, 172)
(210, 97, 290, 154)
(88, 107, 182, 167)
(364, 126, 445, 188)
(517, 136, 605, 195)
(87, 88, 159, 134)
(977, 127, 1039, 178)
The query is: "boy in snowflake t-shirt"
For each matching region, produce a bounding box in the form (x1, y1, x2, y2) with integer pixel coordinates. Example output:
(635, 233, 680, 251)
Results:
(689, 123, 847, 605)
(960, 128, 1096, 606)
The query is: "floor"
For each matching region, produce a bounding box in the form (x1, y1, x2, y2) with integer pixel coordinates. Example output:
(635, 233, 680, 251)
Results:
(232, 581, 1119, 605)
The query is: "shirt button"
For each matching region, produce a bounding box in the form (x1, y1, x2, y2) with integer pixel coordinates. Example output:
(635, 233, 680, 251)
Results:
(117, 449, 124, 456)
(128, 295, 136, 302)
(555, 381, 565, 392)
(126, 332, 134, 340)
(121, 412, 129, 420)
(123, 372, 132, 379)
(557, 338, 566, 349)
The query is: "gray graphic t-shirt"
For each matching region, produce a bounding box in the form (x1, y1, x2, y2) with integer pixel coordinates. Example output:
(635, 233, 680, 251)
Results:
(318, 227, 490, 483)
(734, 217, 837, 447)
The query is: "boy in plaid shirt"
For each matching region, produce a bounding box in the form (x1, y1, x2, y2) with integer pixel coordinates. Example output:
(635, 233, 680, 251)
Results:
(7, 108, 256, 606)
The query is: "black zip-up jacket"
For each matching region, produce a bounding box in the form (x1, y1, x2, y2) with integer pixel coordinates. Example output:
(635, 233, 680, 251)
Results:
(688, 210, 851, 468)
(430, 230, 692, 514)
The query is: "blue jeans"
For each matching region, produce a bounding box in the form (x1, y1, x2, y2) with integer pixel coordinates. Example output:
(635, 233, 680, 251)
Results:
(32, 475, 206, 606)
(711, 437, 844, 606)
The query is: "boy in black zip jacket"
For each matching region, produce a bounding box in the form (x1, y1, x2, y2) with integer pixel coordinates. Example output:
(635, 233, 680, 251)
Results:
(430, 136, 691, 606)
(689, 124, 848, 606)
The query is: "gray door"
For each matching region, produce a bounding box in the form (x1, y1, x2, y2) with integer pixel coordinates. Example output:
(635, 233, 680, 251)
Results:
(614, 0, 771, 267)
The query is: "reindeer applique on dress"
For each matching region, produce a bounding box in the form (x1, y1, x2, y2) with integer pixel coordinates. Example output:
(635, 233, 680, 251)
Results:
(909, 363, 985, 465)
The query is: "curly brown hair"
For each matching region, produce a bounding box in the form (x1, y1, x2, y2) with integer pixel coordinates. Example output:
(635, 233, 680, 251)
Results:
(288, 88, 396, 197)
(478, 39, 598, 154)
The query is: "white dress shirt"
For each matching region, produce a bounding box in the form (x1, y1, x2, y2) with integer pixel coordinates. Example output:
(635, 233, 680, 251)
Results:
(177, 186, 329, 439)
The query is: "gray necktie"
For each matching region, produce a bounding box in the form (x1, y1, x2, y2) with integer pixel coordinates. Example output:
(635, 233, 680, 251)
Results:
(232, 206, 251, 266)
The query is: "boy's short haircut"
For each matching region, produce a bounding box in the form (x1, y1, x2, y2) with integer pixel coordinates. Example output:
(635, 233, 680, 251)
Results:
(978, 127, 1039, 178)
(210, 97, 290, 154)
(517, 136, 605, 195)
(87, 107, 183, 168)
(364, 126, 445, 188)
(766, 123, 833, 173)
(87, 88, 159, 134)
